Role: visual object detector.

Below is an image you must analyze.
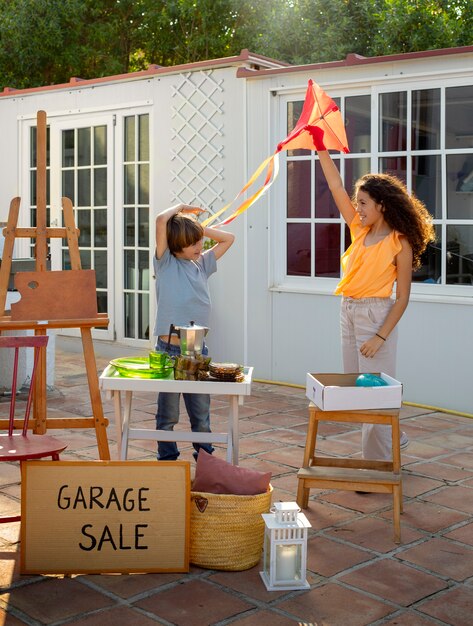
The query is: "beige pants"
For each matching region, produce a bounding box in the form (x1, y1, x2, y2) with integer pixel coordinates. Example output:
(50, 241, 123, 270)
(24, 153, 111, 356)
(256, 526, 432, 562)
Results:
(341, 297, 398, 460)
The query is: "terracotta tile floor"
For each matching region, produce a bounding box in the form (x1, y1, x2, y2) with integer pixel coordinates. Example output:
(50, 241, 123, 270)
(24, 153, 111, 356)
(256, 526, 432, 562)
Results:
(1, 347, 473, 625)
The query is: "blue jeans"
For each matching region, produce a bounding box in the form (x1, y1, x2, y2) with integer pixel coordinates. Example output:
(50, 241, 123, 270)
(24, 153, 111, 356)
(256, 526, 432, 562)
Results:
(155, 337, 213, 461)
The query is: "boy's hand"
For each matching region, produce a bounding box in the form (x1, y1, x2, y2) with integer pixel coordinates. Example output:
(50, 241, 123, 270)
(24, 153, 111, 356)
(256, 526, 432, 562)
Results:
(176, 204, 206, 217)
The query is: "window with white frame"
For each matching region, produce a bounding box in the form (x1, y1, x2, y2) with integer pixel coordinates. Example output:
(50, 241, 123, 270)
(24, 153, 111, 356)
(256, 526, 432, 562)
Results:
(123, 113, 150, 340)
(282, 83, 473, 294)
(29, 125, 51, 258)
(61, 124, 109, 314)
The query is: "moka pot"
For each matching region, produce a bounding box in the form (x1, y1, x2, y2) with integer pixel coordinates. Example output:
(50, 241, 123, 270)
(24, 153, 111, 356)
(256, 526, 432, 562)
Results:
(167, 321, 209, 356)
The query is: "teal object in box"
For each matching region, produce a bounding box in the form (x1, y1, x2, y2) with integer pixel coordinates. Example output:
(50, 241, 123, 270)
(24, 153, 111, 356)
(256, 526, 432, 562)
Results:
(355, 374, 387, 387)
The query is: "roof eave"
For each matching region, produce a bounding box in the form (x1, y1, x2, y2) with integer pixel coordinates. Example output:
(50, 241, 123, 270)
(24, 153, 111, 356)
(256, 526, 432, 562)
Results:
(0, 49, 290, 99)
(236, 45, 473, 79)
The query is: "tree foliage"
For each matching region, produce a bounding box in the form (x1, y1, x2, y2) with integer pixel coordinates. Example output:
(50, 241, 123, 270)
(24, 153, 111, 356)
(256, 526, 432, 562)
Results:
(0, 0, 471, 90)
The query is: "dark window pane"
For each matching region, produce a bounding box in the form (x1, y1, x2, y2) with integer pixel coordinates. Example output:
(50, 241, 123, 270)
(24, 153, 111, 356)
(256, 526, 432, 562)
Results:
(315, 160, 340, 218)
(345, 95, 371, 154)
(344, 158, 370, 198)
(379, 157, 407, 184)
(138, 293, 149, 339)
(124, 207, 135, 246)
(286, 101, 305, 157)
(411, 89, 440, 151)
(412, 155, 441, 218)
(446, 85, 473, 149)
(80, 249, 91, 270)
(138, 114, 149, 161)
(94, 168, 107, 206)
(379, 92, 407, 152)
(30, 127, 37, 168)
(138, 163, 149, 204)
(62, 248, 71, 270)
(287, 223, 311, 276)
(46, 127, 50, 167)
(62, 170, 74, 202)
(446, 225, 473, 285)
(94, 126, 107, 165)
(413, 225, 441, 284)
(125, 292, 135, 337)
(125, 249, 136, 289)
(124, 116, 135, 161)
(94, 209, 107, 246)
(77, 209, 91, 246)
(124, 164, 135, 204)
(315, 223, 341, 277)
(78, 169, 91, 206)
(46, 169, 50, 205)
(30, 170, 37, 205)
(97, 291, 108, 315)
(138, 207, 149, 248)
(62, 129, 74, 167)
(287, 161, 311, 218)
(139, 250, 149, 290)
(78, 128, 91, 166)
(447, 154, 473, 218)
(94, 250, 107, 288)
(344, 223, 351, 252)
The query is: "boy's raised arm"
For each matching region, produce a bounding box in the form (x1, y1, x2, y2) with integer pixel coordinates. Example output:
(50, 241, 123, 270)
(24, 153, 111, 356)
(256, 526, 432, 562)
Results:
(204, 226, 235, 261)
(155, 203, 202, 258)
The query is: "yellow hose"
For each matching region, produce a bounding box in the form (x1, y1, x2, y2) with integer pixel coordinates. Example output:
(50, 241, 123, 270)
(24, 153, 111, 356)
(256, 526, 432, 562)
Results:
(253, 378, 473, 419)
(402, 402, 473, 420)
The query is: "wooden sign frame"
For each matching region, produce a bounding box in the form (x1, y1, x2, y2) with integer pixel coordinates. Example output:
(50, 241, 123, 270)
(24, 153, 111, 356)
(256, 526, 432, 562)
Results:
(21, 461, 190, 574)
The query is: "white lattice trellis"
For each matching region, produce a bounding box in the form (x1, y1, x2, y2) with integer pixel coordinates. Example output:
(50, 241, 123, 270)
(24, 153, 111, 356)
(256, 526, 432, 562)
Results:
(171, 71, 225, 213)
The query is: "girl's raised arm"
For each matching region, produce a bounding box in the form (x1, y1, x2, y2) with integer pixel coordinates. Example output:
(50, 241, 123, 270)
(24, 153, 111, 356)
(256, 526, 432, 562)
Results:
(317, 151, 356, 226)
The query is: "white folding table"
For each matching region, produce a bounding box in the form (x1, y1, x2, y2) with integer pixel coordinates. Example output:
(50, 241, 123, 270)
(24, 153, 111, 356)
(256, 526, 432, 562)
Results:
(99, 366, 253, 464)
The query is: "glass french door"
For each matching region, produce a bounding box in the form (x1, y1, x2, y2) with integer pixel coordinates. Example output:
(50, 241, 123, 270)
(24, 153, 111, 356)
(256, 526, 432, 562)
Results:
(49, 116, 115, 340)
(121, 113, 151, 343)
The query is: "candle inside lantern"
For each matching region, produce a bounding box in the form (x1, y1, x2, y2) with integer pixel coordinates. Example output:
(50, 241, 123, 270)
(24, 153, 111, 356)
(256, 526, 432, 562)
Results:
(276, 544, 298, 580)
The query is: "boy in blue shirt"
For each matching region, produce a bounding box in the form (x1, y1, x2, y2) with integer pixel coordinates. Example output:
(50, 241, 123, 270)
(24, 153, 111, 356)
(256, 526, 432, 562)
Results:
(153, 203, 235, 460)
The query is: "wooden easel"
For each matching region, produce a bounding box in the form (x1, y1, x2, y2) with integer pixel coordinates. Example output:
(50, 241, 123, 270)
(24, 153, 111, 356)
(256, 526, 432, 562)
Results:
(0, 111, 110, 460)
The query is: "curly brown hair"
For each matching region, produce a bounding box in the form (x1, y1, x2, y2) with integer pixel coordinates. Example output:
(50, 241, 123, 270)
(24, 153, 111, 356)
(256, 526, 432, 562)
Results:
(354, 174, 435, 270)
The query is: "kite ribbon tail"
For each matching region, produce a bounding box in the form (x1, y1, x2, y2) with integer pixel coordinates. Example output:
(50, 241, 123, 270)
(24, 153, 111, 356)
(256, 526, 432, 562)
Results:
(201, 152, 279, 228)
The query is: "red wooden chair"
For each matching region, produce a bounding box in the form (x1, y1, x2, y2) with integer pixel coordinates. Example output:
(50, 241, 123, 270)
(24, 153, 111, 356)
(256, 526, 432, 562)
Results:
(0, 335, 67, 523)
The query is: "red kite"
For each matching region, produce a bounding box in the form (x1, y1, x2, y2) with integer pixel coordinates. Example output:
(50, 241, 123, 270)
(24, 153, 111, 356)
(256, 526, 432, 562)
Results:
(277, 79, 349, 154)
(203, 80, 349, 227)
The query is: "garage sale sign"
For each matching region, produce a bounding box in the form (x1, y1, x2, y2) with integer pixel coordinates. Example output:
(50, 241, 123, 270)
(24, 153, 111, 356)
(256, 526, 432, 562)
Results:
(20, 461, 190, 574)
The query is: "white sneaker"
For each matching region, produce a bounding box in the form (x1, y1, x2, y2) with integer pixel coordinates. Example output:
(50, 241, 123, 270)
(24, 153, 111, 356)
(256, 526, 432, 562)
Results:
(400, 431, 409, 450)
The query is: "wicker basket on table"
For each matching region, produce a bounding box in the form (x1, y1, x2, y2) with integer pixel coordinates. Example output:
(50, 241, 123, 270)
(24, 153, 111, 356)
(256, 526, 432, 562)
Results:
(190, 486, 273, 571)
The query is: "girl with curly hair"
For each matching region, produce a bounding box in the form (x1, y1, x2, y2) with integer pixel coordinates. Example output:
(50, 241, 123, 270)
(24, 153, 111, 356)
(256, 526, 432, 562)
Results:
(317, 150, 435, 460)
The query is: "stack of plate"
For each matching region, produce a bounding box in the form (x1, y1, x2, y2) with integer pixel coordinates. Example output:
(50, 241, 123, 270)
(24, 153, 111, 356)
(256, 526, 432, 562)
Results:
(208, 362, 244, 382)
(109, 357, 173, 379)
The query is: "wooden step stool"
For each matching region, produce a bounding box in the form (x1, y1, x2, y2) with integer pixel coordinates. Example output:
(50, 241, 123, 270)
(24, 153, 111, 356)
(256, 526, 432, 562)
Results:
(297, 403, 403, 543)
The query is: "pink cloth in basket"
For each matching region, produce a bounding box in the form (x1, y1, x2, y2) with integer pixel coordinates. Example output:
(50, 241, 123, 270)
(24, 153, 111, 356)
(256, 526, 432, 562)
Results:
(192, 450, 271, 495)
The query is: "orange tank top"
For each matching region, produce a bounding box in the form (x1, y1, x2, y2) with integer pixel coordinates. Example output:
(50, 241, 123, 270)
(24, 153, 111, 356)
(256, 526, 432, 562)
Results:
(335, 213, 402, 298)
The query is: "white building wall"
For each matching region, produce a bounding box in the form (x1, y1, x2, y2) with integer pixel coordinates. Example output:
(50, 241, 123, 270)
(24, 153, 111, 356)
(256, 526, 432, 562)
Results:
(0, 67, 248, 367)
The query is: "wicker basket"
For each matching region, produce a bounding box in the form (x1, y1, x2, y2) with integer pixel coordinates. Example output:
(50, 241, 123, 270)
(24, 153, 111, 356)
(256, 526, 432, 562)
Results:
(190, 486, 273, 571)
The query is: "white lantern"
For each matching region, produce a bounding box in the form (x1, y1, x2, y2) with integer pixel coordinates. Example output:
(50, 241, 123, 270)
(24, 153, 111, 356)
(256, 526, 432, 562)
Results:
(260, 502, 311, 591)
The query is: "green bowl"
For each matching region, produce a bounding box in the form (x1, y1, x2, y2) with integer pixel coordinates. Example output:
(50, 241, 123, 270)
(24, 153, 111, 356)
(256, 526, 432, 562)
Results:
(109, 357, 174, 379)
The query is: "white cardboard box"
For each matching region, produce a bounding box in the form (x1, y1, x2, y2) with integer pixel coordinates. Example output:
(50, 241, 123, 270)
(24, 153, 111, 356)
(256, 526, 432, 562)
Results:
(305, 372, 402, 411)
